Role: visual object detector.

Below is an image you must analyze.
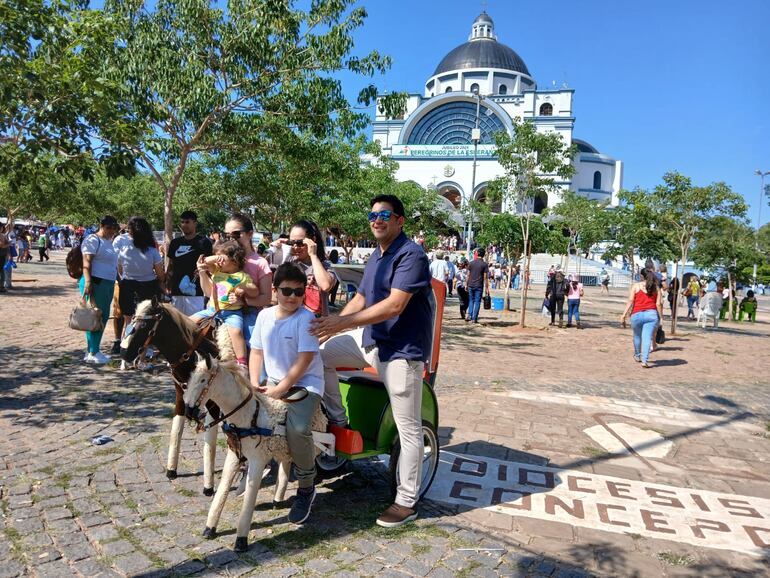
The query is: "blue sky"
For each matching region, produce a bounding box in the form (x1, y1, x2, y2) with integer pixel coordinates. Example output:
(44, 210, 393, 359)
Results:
(341, 0, 770, 225)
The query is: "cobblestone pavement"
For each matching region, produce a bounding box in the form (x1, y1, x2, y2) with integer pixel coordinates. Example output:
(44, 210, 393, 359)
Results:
(1, 254, 769, 577)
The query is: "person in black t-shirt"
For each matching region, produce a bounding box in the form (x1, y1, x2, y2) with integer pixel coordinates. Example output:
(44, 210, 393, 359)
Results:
(166, 211, 213, 315)
(466, 247, 490, 323)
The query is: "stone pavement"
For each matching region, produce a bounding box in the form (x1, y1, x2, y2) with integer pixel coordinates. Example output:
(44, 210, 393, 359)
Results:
(1, 253, 769, 577)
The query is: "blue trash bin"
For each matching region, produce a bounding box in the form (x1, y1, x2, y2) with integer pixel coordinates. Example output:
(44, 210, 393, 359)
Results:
(492, 297, 504, 310)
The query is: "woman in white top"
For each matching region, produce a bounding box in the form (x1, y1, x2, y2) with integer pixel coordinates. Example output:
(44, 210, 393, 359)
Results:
(80, 216, 120, 364)
(114, 217, 165, 340)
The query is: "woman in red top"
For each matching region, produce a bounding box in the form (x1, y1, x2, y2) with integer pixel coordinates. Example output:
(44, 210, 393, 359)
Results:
(620, 268, 663, 367)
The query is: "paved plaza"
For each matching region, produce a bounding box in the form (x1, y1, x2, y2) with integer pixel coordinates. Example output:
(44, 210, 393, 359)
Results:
(1, 254, 769, 577)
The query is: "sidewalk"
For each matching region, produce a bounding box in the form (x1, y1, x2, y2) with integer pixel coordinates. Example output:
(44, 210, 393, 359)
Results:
(1, 253, 768, 577)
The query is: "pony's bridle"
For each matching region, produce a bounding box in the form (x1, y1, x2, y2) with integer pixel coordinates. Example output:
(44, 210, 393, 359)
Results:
(130, 310, 164, 366)
(185, 361, 254, 433)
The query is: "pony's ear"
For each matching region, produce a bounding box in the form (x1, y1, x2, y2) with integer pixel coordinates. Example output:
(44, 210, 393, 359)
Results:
(204, 353, 213, 370)
(194, 351, 205, 366)
(151, 294, 160, 308)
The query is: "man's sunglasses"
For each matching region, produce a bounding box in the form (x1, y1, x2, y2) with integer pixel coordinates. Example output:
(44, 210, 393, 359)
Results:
(223, 230, 244, 240)
(368, 210, 393, 222)
(277, 286, 305, 297)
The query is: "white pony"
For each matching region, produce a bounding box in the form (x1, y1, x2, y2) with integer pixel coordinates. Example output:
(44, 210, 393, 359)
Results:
(183, 354, 329, 552)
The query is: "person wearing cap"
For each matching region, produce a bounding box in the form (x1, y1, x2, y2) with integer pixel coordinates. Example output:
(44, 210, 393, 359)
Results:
(311, 194, 432, 529)
(80, 215, 121, 364)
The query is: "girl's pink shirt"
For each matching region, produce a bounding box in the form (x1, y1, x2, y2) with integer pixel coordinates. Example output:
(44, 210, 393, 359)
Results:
(567, 282, 583, 300)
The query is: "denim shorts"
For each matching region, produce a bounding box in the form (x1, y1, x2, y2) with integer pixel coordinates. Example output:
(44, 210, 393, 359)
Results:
(193, 308, 244, 330)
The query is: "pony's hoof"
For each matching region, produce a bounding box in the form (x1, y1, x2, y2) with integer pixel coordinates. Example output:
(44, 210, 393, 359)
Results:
(166, 469, 177, 480)
(234, 537, 248, 552)
(203, 487, 214, 497)
(202, 526, 217, 539)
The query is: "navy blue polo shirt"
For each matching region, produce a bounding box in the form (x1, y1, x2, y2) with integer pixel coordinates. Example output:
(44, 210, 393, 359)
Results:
(359, 232, 433, 362)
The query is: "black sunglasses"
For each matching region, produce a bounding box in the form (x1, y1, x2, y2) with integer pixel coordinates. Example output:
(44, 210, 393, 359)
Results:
(223, 230, 243, 240)
(277, 286, 305, 297)
(288, 239, 305, 247)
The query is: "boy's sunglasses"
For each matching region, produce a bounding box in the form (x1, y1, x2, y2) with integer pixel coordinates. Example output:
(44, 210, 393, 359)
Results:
(368, 210, 393, 222)
(223, 230, 243, 240)
(277, 286, 305, 297)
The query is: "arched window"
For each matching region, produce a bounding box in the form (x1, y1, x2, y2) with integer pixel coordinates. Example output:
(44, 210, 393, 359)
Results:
(445, 86, 453, 93)
(498, 84, 507, 95)
(539, 103, 553, 116)
(593, 171, 602, 190)
(470, 83, 479, 94)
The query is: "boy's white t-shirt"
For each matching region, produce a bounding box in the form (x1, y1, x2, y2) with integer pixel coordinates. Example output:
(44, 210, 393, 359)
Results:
(249, 305, 324, 396)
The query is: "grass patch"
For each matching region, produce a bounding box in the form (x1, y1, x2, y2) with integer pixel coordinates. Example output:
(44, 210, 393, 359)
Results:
(124, 498, 139, 512)
(581, 445, 611, 459)
(37, 465, 56, 476)
(657, 551, 696, 566)
(216, 438, 228, 449)
(147, 435, 163, 450)
(455, 561, 482, 577)
(93, 446, 124, 456)
(65, 500, 81, 518)
(412, 543, 430, 555)
(1, 500, 26, 562)
(175, 487, 197, 498)
(625, 532, 643, 540)
(54, 472, 73, 489)
(142, 509, 170, 519)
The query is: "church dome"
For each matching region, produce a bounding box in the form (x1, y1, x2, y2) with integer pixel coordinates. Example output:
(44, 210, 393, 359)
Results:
(433, 12, 531, 77)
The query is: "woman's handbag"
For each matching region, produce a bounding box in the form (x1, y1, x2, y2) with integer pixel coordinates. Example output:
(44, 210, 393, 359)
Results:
(69, 298, 104, 332)
(655, 326, 666, 345)
(482, 293, 492, 310)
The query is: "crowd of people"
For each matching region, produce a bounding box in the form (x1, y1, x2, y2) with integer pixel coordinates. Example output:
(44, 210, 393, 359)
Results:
(65, 196, 432, 529)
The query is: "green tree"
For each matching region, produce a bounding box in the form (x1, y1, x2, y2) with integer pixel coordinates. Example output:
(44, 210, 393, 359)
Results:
(489, 118, 576, 327)
(650, 172, 747, 334)
(603, 188, 676, 269)
(548, 190, 609, 275)
(0, 0, 134, 212)
(692, 216, 760, 319)
(96, 0, 405, 244)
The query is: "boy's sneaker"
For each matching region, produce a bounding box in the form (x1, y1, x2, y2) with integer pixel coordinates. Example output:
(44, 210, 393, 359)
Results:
(288, 486, 316, 524)
(376, 503, 418, 528)
(90, 352, 111, 365)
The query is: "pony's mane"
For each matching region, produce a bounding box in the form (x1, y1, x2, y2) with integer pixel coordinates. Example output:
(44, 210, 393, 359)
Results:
(162, 303, 201, 346)
(134, 299, 200, 346)
(217, 360, 253, 390)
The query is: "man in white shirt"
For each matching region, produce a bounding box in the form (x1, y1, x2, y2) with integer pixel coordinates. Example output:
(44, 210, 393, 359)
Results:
(429, 250, 449, 288)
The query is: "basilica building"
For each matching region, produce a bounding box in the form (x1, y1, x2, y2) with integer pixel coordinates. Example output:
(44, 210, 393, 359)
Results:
(372, 12, 623, 217)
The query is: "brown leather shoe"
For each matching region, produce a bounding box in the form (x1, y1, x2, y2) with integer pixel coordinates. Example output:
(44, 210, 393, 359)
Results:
(376, 503, 417, 528)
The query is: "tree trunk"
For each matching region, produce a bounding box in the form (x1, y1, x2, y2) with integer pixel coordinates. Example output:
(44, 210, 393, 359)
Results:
(520, 239, 532, 327)
(671, 244, 688, 335)
(503, 248, 512, 310)
(163, 186, 176, 249)
(728, 271, 735, 321)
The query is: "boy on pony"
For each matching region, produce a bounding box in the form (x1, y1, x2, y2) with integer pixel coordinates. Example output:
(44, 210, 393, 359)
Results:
(248, 263, 324, 525)
(192, 240, 255, 367)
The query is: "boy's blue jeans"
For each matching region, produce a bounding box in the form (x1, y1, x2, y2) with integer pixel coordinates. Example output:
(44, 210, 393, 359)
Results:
(567, 299, 580, 325)
(467, 287, 483, 321)
(631, 309, 658, 363)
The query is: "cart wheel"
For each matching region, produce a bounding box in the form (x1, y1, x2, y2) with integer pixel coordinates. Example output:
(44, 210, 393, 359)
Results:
(315, 453, 348, 479)
(389, 420, 439, 501)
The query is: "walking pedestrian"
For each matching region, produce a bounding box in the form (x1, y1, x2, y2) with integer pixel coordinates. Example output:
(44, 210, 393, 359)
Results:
(38, 229, 50, 262)
(79, 216, 120, 364)
(0, 224, 9, 293)
(445, 255, 456, 297)
(455, 260, 469, 320)
(466, 248, 490, 323)
(620, 268, 663, 368)
(599, 267, 610, 294)
(114, 217, 165, 353)
(546, 269, 569, 327)
(566, 275, 584, 328)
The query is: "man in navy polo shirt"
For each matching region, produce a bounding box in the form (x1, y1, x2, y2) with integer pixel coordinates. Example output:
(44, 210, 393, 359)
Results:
(311, 194, 432, 528)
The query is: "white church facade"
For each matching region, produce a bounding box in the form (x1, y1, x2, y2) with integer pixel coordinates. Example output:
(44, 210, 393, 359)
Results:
(372, 12, 623, 218)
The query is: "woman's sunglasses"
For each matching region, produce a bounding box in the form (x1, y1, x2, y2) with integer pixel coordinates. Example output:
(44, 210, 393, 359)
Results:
(223, 230, 243, 240)
(288, 239, 305, 247)
(277, 286, 306, 297)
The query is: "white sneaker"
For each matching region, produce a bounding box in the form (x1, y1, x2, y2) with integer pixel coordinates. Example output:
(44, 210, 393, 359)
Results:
(90, 352, 111, 365)
(84, 353, 96, 364)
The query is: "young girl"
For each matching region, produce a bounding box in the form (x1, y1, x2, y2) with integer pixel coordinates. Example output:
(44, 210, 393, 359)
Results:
(566, 275, 584, 328)
(191, 240, 255, 366)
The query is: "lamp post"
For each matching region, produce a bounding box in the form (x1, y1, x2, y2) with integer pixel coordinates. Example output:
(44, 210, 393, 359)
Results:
(754, 169, 770, 288)
(468, 91, 482, 258)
